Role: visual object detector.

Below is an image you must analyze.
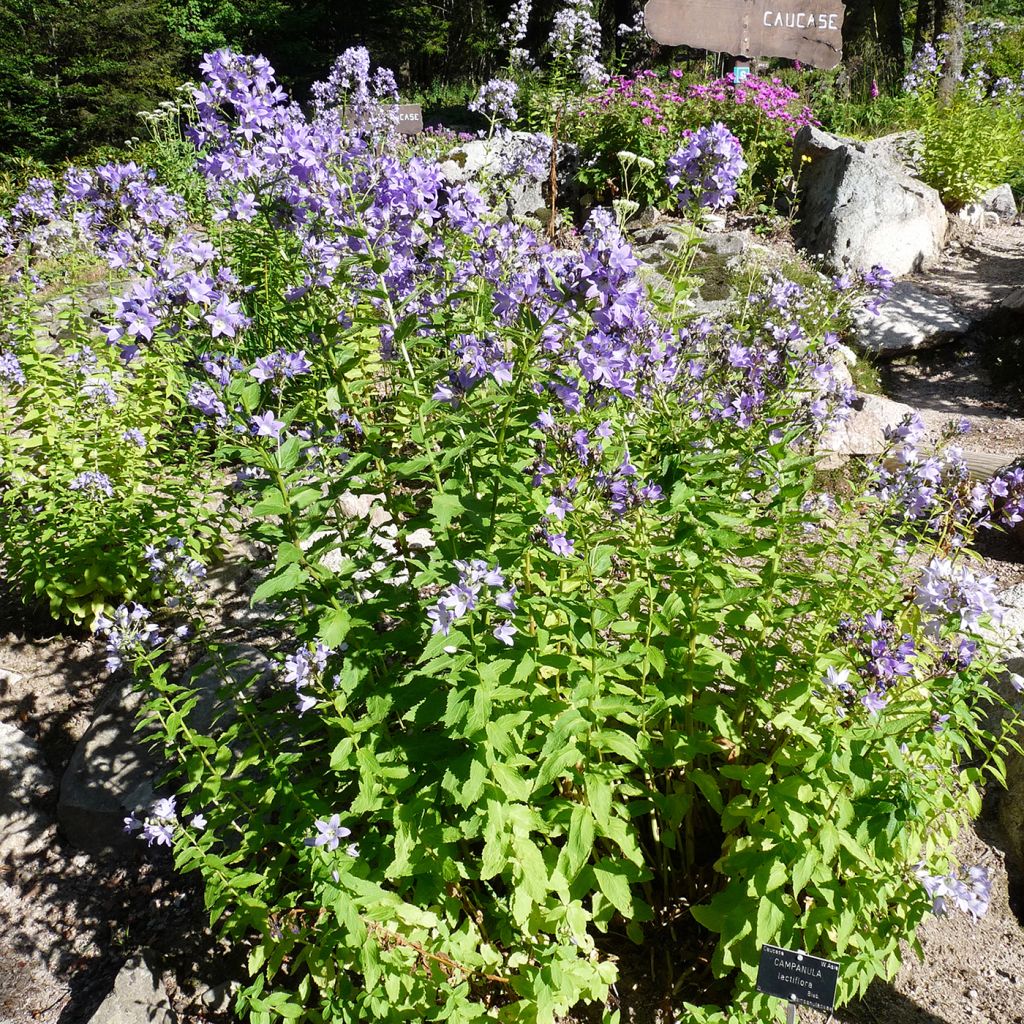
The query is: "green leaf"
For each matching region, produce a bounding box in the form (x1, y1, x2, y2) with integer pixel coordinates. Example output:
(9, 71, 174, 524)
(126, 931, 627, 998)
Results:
(430, 492, 465, 531)
(319, 606, 352, 647)
(593, 862, 634, 918)
(755, 891, 786, 946)
(563, 805, 595, 880)
(251, 563, 306, 603)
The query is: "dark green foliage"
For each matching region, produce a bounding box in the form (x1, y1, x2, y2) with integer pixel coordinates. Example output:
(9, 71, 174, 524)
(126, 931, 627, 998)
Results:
(0, 0, 183, 165)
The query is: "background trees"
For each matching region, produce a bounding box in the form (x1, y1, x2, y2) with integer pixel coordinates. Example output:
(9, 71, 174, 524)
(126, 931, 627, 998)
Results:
(0, 0, 182, 163)
(0, 0, 1021, 166)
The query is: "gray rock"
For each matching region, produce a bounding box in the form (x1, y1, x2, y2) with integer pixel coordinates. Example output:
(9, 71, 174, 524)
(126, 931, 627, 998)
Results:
(858, 130, 923, 176)
(981, 183, 1018, 223)
(58, 683, 156, 854)
(850, 282, 974, 358)
(1000, 286, 1024, 313)
(185, 645, 273, 736)
(793, 126, 948, 278)
(632, 220, 749, 316)
(439, 131, 576, 222)
(88, 952, 176, 1024)
(819, 393, 916, 467)
(0, 722, 55, 860)
(630, 206, 661, 229)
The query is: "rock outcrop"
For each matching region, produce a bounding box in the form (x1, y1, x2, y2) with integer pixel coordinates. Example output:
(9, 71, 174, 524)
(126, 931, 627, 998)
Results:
(793, 126, 948, 278)
(850, 281, 974, 358)
(87, 952, 176, 1024)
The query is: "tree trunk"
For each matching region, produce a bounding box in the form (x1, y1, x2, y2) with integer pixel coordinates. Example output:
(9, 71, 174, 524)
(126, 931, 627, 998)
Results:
(912, 0, 936, 56)
(934, 0, 966, 104)
(842, 0, 905, 96)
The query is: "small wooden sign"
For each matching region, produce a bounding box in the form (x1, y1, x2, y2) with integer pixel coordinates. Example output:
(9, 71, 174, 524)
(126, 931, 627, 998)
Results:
(395, 104, 424, 135)
(756, 944, 840, 1013)
(344, 103, 423, 135)
(644, 0, 844, 69)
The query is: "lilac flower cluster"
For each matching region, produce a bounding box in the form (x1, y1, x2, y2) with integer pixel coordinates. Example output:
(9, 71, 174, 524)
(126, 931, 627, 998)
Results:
(311, 47, 399, 138)
(94, 602, 164, 672)
(427, 561, 517, 645)
(871, 414, 973, 528)
(903, 43, 941, 94)
(251, 349, 312, 385)
(1, 164, 185, 270)
(916, 863, 991, 919)
(548, 0, 607, 87)
(432, 333, 513, 404)
(469, 79, 519, 124)
(529, 413, 663, 556)
(988, 463, 1024, 527)
(0, 350, 25, 388)
(666, 122, 747, 211)
(190, 50, 297, 171)
(64, 346, 120, 408)
(99, 233, 248, 362)
(827, 610, 917, 715)
(188, 381, 228, 425)
(871, 416, 1024, 539)
(69, 471, 114, 500)
(501, 0, 533, 55)
(496, 130, 551, 181)
(124, 796, 206, 847)
(283, 642, 338, 714)
(145, 538, 207, 606)
(915, 557, 1001, 632)
(124, 796, 179, 847)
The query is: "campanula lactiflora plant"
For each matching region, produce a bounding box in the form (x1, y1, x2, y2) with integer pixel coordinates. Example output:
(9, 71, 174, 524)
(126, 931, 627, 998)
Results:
(4, 46, 1023, 1024)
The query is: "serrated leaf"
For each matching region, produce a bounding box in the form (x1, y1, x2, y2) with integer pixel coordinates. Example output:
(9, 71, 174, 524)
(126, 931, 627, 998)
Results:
(430, 492, 465, 531)
(251, 563, 306, 603)
(319, 606, 352, 647)
(563, 805, 594, 880)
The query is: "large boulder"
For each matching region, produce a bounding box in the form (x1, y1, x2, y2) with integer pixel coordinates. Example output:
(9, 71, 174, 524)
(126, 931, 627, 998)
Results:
(849, 281, 974, 358)
(0, 722, 55, 861)
(981, 183, 1018, 224)
(87, 952, 176, 1024)
(793, 126, 948, 278)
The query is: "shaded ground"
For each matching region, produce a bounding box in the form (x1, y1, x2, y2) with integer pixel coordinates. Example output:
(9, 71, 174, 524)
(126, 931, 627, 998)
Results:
(0, 588, 237, 1024)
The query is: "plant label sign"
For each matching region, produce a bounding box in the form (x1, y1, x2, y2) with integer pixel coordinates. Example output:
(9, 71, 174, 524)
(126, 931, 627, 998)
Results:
(756, 944, 840, 1012)
(395, 104, 424, 134)
(345, 103, 424, 135)
(644, 0, 845, 69)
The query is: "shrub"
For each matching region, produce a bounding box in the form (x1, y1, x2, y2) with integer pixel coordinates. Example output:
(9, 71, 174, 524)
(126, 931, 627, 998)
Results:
(0, 159, 230, 620)
(918, 91, 1022, 205)
(0, 285, 219, 620)
(571, 72, 817, 211)
(45, 50, 1020, 1024)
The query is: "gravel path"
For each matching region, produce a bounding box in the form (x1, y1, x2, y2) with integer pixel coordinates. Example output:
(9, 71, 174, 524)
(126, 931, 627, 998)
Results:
(827, 221, 1024, 1024)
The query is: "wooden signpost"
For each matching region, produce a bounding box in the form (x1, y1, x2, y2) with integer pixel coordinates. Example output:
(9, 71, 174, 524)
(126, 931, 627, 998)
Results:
(344, 103, 424, 135)
(644, 0, 845, 69)
(395, 104, 424, 135)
